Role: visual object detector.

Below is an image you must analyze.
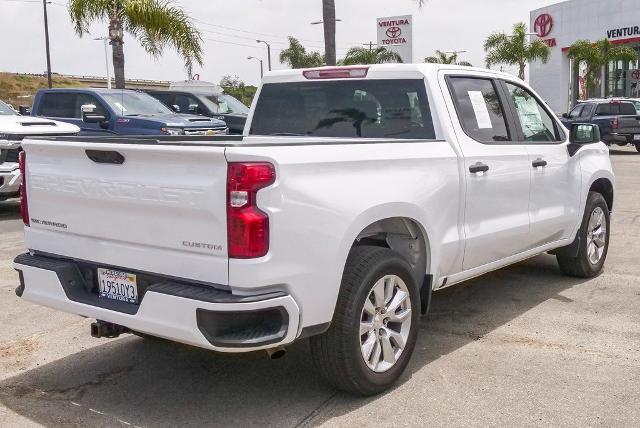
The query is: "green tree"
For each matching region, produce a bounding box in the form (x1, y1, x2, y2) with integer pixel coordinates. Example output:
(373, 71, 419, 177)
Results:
(567, 39, 637, 99)
(342, 46, 403, 65)
(484, 22, 550, 80)
(219, 75, 257, 107)
(68, 0, 203, 89)
(425, 50, 472, 66)
(279, 37, 325, 69)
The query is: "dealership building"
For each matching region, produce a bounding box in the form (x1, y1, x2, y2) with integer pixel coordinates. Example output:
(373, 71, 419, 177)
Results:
(529, 0, 640, 113)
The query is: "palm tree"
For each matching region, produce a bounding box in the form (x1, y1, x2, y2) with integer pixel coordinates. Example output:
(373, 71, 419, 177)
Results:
(321, 0, 426, 67)
(425, 50, 472, 66)
(280, 37, 325, 69)
(567, 39, 637, 99)
(68, 0, 203, 89)
(484, 22, 550, 80)
(342, 46, 403, 65)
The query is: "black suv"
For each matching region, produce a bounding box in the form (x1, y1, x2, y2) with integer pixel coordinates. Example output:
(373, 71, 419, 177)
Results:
(147, 90, 249, 134)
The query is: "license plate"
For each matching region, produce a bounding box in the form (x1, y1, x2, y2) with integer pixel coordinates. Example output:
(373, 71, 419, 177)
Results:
(97, 268, 138, 304)
(634, 134, 640, 141)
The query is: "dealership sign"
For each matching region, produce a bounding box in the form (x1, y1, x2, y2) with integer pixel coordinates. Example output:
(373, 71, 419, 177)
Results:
(377, 15, 413, 63)
(534, 13, 557, 47)
(607, 26, 640, 39)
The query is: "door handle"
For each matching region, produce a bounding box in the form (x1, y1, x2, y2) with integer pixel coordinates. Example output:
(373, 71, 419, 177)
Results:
(532, 158, 547, 168)
(469, 162, 489, 174)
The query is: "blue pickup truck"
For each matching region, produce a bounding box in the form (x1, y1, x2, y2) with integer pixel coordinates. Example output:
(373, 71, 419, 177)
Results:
(31, 88, 228, 136)
(561, 100, 640, 152)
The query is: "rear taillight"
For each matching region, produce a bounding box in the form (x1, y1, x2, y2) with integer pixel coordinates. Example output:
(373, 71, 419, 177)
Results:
(18, 151, 29, 226)
(227, 162, 275, 258)
(611, 117, 619, 129)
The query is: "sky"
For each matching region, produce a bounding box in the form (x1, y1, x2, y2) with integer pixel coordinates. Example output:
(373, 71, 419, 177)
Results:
(0, 0, 560, 86)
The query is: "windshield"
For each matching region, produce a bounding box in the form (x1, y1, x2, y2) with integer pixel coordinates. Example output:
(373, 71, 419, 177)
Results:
(250, 79, 435, 139)
(0, 100, 16, 116)
(102, 92, 173, 116)
(203, 94, 249, 115)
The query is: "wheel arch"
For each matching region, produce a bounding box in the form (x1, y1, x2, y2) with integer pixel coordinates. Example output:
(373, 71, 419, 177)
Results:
(336, 203, 436, 289)
(589, 177, 614, 212)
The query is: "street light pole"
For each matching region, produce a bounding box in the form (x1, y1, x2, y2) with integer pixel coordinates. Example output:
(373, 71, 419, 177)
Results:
(248, 56, 264, 79)
(94, 37, 111, 89)
(42, 0, 52, 88)
(256, 40, 271, 71)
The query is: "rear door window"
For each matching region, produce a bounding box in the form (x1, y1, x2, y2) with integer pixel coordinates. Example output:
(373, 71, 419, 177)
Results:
(250, 79, 435, 139)
(39, 93, 77, 118)
(447, 77, 510, 143)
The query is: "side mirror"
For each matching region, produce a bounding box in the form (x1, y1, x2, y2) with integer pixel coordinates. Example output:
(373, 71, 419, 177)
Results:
(171, 104, 181, 113)
(188, 103, 200, 114)
(570, 123, 601, 144)
(568, 123, 601, 156)
(561, 113, 568, 119)
(81, 104, 107, 124)
(18, 105, 31, 115)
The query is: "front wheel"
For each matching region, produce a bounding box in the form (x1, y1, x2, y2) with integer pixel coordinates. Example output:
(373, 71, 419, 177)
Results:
(310, 246, 420, 396)
(557, 191, 610, 277)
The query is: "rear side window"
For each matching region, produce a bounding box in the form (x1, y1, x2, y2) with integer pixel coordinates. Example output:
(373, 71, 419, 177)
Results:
(448, 77, 510, 143)
(250, 79, 435, 139)
(39, 93, 77, 118)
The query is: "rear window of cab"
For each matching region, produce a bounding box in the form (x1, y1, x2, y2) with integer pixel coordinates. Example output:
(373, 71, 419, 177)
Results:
(250, 79, 436, 139)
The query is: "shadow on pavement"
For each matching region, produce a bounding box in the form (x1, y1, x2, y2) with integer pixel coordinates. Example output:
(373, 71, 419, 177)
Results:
(0, 254, 590, 427)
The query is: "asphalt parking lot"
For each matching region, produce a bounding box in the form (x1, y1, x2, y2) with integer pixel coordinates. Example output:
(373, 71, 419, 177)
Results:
(0, 147, 639, 427)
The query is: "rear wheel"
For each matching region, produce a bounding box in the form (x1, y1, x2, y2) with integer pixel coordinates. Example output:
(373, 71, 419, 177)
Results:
(310, 246, 420, 396)
(557, 191, 610, 277)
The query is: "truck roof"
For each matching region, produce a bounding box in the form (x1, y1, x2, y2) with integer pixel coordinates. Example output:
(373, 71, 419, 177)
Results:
(36, 88, 144, 95)
(262, 63, 515, 83)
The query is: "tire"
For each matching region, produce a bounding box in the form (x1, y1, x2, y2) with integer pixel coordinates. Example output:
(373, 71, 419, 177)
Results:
(310, 246, 420, 396)
(557, 191, 610, 278)
(635, 143, 640, 153)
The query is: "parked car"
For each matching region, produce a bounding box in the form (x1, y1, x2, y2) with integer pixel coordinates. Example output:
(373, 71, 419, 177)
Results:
(562, 100, 640, 151)
(15, 64, 614, 395)
(147, 88, 249, 135)
(0, 99, 78, 200)
(31, 88, 228, 136)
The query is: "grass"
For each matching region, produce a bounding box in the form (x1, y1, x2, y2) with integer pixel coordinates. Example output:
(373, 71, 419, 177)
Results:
(0, 73, 86, 109)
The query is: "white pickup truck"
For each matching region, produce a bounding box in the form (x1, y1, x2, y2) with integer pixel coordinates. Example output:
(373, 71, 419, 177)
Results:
(0, 99, 79, 200)
(14, 64, 614, 395)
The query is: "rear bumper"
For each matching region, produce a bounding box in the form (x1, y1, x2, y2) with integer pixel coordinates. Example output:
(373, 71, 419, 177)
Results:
(0, 163, 20, 199)
(603, 132, 640, 144)
(14, 253, 300, 352)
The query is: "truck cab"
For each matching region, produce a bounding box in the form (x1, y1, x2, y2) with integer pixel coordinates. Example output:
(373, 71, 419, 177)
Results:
(147, 89, 249, 135)
(31, 88, 229, 136)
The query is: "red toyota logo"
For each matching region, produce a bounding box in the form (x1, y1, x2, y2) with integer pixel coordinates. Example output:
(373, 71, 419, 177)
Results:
(534, 13, 553, 37)
(386, 26, 402, 38)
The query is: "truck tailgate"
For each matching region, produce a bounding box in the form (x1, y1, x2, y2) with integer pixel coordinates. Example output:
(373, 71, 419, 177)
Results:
(617, 115, 640, 133)
(22, 139, 229, 285)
